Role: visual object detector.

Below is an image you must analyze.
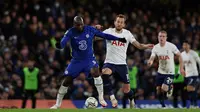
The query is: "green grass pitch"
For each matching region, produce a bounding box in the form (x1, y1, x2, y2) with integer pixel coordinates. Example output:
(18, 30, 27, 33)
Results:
(0, 109, 199, 112)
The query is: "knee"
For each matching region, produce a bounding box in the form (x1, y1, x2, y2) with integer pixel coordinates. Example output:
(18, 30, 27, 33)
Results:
(123, 84, 130, 93)
(102, 68, 112, 75)
(161, 84, 169, 92)
(62, 76, 73, 87)
(186, 85, 195, 91)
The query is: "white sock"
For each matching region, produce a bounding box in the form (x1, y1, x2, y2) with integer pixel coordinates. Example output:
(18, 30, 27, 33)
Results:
(94, 76, 104, 100)
(55, 85, 68, 107)
(110, 94, 116, 100)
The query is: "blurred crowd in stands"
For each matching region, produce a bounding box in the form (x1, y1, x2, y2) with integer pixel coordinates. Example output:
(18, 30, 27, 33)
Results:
(0, 0, 200, 101)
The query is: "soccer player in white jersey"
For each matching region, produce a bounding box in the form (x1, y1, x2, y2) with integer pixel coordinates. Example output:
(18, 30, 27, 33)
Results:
(97, 14, 154, 108)
(181, 40, 200, 108)
(147, 30, 185, 108)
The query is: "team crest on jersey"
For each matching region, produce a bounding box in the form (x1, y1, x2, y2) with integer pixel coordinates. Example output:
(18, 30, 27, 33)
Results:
(86, 34, 89, 38)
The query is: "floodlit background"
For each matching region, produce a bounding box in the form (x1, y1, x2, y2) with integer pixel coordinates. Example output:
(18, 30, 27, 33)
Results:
(0, 0, 200, 109)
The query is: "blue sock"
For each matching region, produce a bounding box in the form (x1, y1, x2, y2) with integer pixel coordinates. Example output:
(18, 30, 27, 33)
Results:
(102, 75, 113, 95)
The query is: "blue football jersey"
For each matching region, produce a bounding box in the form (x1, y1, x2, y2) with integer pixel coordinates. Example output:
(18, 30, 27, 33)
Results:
(61, 26, 99, 60)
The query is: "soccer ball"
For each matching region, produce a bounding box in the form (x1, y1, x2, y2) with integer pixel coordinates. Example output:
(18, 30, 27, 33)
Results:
(85, 97, 98, 109)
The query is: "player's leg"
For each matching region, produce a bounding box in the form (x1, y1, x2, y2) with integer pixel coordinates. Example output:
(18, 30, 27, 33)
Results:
(172, 83, 178, 108)
(156, 74, 166, 108)
(181, 82, 187, 108)
(116, 65, 135, 108)
(162, 75, 174, 98)
(186, 77, 198, 108)
(102, 64, 117, 107)
(90, 67, 108, 107)
(51, 76, 73, 109)
(51, 60, 81, 109)
(86, 60, 107, 107)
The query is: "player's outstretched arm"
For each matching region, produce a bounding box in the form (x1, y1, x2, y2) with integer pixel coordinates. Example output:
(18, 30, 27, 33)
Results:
(132, 41, 154, 50)
(57, 31, 71, 49)
(176, 52, 185, 76)
(194, 52, 200, 72)
(147, 56, 155, 67)
(95, 31, 126, 43)
(147, 46, 156, 67)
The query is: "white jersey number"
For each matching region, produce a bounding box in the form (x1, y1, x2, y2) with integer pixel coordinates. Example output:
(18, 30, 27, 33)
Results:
(78, 40, 87, 50)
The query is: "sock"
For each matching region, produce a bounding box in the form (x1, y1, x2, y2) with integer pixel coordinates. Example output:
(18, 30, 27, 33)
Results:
(158, 92, 165, 107)
(55, 85, 68, 107)
(125, 90, 134, 100)
(102, 75, 113, 95)
(110, 94, 116, 100)
(191, 91, 197, 106)
(188, 91, 193, 106)
(94, 76, 104, 100)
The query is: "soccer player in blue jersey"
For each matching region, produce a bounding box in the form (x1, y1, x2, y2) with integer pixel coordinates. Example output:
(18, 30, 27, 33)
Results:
(50, 16, 126, 109)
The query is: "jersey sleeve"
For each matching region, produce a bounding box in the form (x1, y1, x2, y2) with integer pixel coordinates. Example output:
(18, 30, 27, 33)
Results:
(60, 30, 71, 48)
(127, 31, 136, 43)
(91, 27, 119, 40)
(193, 51, 200, 70)
(171, 44, 180, 54)
(150, 46, 156, 57)
(103, 29, 110, 33)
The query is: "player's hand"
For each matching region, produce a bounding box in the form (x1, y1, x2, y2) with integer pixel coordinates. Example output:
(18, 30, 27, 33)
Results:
(147, 60, 153, 67)
(146, 44, 154, 49)
(95, 24, 103, 30)
(180, 68, 186, 76)
(118, 38, 127, 43)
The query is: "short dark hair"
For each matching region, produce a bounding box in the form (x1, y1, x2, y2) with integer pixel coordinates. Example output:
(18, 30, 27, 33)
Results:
(73, 16, 84, 25)
(115, 14, 126, 21)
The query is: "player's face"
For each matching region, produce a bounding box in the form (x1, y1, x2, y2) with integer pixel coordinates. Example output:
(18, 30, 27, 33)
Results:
(28, 60, 34, 68)
(114, 17, 125, 31)
(74, 23, 84, 31)
(182, 43, 190, 51)
(158, 32, 167, 45)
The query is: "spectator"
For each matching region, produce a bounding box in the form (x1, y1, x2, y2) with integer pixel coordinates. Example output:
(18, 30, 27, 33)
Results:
(21, 57, 40, 108)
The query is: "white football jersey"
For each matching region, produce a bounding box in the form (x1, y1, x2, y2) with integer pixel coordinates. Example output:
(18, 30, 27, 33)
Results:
(181, 50, 200, 77)
(103, 28, 136, 64)
(151, 42, 180, 74)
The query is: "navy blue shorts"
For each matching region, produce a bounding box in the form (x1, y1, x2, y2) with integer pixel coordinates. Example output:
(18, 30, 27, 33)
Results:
(155, 73, 174, 87)
(185, 76, 198, 86)
(103, 63, 129, 84)
(64, 58, 98, 79)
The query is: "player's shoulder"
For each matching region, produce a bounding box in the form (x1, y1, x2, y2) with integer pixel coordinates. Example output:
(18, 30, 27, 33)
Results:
(190, 50, 198, 55)
(122, 29, 131, 33)
(181, 51, 186, 55)
(84, 25, 95, 30)
(103, 28, 113, 33)
(166, 41, 177, 48)
(166, 41, 174, 46)
(64, 28, 73, 35)
(154, 43, 160, 48)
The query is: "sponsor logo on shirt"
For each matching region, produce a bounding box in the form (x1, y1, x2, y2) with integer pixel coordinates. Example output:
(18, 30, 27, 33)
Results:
(159, 55, 170, 60)
(111, 40, 125, 47)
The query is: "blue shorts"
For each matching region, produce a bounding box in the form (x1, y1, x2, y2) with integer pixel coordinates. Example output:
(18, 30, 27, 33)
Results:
(185, 76, 198, 86)
(103, 63, 129, 84)
(155, 73, 174, 87)
(64, 58, 98, 79)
